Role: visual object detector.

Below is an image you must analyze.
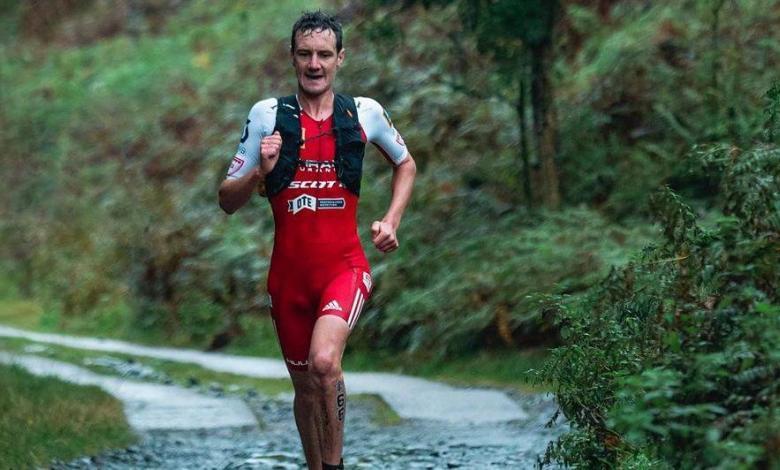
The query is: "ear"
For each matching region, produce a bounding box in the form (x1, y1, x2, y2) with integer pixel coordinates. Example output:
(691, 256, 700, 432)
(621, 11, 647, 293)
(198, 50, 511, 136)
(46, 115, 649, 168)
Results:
(337, 48, 345, 67)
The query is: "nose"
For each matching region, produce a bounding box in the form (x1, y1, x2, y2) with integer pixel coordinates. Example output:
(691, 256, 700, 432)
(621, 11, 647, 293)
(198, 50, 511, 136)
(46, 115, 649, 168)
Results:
(308, 54, 321, 69)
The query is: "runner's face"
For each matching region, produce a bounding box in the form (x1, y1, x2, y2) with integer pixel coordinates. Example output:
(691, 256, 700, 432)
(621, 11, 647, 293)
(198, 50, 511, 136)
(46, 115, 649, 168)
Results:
(292, 29, 344, 98)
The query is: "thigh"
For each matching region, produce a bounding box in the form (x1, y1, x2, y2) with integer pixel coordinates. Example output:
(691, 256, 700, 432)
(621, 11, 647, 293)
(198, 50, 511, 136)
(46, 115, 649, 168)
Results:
(270, 285, 317, 371)
(317, 268, 372, 331)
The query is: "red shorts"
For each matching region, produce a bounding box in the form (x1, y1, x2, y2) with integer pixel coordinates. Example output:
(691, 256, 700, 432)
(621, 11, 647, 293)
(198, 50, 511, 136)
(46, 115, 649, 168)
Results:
(269, 267, 372, 371)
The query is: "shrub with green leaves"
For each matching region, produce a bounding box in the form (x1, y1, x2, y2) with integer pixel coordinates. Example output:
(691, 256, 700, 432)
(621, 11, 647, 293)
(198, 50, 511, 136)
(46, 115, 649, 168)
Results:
(538, 143, 779, 468)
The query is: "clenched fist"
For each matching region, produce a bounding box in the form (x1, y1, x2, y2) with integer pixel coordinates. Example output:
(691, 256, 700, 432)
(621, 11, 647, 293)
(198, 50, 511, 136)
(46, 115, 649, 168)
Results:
(260, 130, 282, 175)
(371, 220, 399, 253)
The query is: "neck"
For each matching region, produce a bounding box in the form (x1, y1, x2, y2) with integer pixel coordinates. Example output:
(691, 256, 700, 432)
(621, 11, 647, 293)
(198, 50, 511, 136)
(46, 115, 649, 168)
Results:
(297, 89, 335, 120)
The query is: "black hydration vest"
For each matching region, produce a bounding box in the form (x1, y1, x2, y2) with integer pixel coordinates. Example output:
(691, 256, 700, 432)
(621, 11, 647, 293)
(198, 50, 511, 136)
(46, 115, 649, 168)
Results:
(264, 93, 366, 198)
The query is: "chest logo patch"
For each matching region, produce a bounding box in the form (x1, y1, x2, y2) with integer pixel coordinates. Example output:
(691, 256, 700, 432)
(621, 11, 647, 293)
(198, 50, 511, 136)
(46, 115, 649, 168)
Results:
(287, 194, 346, 214)
(288, 180, 341, 189)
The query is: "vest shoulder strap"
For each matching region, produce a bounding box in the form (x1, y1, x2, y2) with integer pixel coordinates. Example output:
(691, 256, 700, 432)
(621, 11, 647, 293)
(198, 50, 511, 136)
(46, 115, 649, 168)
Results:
(264, 95, 301, 197)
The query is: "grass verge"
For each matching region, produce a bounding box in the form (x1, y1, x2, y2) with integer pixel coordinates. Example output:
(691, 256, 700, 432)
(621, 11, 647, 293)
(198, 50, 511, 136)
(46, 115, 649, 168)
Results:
(0, 363, 136, 469)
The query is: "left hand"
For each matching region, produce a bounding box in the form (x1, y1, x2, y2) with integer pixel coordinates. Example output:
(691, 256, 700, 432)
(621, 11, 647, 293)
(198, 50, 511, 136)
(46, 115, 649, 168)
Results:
(371, 220, 399, 253)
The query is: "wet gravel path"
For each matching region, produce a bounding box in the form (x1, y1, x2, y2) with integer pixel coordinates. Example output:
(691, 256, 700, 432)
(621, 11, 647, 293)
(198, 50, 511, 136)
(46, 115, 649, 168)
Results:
(51, 391, 561, 469)
(0, 326, 564, 468)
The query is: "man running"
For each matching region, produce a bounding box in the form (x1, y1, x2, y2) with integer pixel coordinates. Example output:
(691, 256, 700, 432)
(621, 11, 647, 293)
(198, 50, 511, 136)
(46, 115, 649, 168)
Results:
(217, 11, 416, 470)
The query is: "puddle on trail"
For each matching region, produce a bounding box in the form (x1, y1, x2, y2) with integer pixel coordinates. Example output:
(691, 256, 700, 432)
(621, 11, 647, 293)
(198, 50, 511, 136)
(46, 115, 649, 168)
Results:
(51, 392, 562, 469)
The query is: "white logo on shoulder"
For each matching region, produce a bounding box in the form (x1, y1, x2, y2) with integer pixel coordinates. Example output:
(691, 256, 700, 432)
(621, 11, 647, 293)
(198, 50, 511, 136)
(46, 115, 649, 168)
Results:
(228, 156, 245, 176)
(362, 272, 372, 292)
(394, 130, 406, 148)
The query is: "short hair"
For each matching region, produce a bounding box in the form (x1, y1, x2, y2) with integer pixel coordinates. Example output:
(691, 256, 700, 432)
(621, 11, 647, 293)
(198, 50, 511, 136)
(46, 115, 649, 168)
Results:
(291, 10, 343, 52)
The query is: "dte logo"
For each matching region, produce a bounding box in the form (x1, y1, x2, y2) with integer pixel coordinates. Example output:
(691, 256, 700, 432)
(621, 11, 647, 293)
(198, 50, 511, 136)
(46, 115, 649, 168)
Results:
(287, 194, 316, 214)
(287, 195, 346, 214)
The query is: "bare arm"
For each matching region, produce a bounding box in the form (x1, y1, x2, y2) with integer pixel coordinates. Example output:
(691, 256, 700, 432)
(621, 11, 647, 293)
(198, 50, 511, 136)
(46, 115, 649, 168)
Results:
(371, 154, 417, 252)
(218, 167, 263, 214)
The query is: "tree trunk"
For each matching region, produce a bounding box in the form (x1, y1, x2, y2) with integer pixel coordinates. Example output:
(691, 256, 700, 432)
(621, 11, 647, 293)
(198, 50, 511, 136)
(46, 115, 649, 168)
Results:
(530, 41, 561, 210)
(516, 66, 533, 206)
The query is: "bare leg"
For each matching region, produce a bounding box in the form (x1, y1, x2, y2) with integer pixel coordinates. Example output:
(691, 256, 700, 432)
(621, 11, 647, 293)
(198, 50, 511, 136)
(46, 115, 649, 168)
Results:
(309, 315, 350, 466)
(289, 369, 321, 469)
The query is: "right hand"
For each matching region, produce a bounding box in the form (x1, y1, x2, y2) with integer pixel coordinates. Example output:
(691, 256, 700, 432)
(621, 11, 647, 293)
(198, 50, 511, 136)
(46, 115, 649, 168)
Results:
(260, 131, 282, 175)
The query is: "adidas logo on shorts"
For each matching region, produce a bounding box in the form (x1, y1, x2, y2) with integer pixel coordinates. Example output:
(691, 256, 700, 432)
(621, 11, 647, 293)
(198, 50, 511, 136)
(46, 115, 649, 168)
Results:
(322, 300, 343, 312)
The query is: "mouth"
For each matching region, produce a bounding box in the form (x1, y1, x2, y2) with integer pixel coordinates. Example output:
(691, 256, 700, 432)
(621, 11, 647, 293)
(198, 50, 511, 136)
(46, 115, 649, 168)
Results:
(305, 73, 324, 81)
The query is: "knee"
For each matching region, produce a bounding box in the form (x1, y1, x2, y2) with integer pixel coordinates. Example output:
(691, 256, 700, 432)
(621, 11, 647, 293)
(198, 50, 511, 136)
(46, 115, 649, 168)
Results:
(309, 351, 342, 388)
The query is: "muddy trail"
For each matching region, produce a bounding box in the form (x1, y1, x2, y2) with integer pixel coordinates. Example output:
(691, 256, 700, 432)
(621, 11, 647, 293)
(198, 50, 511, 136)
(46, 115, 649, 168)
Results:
(0, 326, 563, 469)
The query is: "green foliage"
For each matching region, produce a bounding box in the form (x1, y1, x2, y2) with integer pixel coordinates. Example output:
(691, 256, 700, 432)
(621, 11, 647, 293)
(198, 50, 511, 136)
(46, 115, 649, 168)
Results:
(538, 141, 780, 468)
(557, 1, 780, 214)
(764, 81, 780, 143)
(458, 0, 558, 71)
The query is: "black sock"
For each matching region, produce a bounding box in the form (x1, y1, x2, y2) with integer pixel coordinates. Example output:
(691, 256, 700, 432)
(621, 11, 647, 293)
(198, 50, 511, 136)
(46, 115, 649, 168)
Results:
(322, 458, 344, 470)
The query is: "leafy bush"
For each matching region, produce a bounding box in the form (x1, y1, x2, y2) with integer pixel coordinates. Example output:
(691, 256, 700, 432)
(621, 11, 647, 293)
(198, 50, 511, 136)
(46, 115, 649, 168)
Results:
(538, 142, 780, 468)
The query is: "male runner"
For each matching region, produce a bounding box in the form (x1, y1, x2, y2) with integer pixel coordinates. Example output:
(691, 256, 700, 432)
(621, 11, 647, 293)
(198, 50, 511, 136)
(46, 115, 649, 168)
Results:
(217, 11, 416, 470)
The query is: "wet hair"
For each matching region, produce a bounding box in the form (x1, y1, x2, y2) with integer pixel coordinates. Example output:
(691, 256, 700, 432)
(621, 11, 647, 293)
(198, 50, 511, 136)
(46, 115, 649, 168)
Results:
(290, 10, 343, 52)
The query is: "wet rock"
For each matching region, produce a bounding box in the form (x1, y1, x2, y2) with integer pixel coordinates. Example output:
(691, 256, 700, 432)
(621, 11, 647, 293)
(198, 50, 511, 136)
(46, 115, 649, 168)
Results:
(82, 355, 168, 382)
(209, 382, 225, 396)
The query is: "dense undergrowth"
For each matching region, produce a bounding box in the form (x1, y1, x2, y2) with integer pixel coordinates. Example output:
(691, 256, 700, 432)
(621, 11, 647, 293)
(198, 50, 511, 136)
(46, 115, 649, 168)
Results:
(538, 135, 780, 467)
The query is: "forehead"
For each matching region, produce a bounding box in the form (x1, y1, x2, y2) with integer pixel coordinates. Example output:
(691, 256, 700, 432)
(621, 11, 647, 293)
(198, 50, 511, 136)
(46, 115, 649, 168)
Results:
(293, 28, 337, 51)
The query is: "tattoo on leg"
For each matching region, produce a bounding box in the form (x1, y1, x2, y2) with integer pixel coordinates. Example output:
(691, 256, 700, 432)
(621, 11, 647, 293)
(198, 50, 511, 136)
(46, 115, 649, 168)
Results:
(336, 379, 346, 422)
